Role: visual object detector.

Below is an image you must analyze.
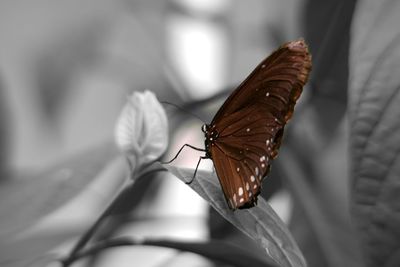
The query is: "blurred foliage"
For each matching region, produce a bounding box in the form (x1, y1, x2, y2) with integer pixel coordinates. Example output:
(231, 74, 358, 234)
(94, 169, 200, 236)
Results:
(0, 78, 9, 178)
(0, 143, 125, 266)
(287, 1, 362, 267)
(350, 1, 400, 266)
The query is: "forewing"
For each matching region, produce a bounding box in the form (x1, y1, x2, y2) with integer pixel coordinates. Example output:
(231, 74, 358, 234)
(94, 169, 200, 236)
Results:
(212, 38, 311, 126)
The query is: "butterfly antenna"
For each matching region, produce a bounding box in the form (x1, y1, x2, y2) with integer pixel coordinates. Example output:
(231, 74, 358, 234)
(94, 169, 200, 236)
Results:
(160, 101, 206, 124)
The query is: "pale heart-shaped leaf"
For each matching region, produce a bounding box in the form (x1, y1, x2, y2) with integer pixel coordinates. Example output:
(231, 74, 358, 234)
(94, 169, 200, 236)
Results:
(115, 90, 168, 173)
(166, 166, 306, 267)
(349, 1, 400, 266)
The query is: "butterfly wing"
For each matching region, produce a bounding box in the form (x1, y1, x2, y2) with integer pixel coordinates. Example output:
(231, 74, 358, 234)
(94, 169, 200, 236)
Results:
(209, 39, 311, 210)
(210, 105, 283, 209)
(212, 38, 311, 126)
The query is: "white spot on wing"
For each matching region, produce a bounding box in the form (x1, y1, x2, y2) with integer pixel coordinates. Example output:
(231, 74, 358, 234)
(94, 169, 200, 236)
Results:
(266, 92, 270, 97)
(250, 175, 255, 182)
(246, 182, 250, 191)
(238, 187, 243, 196)
(246, 128, 250, 132)
(236, 167, 240, 172)
(255, 167, 259, 176)
(240, 198, 244, 203)
(254, 184, 258, 189)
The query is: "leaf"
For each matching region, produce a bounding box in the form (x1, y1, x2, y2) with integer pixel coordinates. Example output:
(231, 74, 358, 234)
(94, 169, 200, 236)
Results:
(166, 166, 306, 267)
(115, 90, 169, 173)
(69, 237, 277, 267)
(294, 1, 363, 267)
(0, 143, 127, 267)
(349, 1, 400, 266)
(143, 239, 275, 267)
(279, 144, 364, 267)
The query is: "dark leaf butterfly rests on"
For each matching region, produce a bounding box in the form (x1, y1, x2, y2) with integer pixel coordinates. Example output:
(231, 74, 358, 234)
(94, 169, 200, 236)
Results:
(169, 39, 311, 210)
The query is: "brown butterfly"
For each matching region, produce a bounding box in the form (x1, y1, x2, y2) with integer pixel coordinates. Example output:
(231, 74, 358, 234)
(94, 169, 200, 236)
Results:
(167, 39, 311, 210)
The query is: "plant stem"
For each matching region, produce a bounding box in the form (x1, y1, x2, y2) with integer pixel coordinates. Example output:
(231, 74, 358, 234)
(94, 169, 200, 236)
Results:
(61, 182, 135, 266)
(61, 162, 167, 267)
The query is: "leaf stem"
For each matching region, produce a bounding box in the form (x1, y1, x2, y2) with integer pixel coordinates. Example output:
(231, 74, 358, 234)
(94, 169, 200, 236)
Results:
(61, 161, 167, 267)
(61, 182, 135, 266)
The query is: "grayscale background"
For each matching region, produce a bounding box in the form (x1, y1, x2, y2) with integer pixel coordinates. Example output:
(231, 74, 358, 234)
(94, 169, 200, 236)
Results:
(1, 1, 399, 267)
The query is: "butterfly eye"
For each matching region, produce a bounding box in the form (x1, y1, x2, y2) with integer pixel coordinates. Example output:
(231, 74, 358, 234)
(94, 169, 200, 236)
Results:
(201, 124, 208, 133)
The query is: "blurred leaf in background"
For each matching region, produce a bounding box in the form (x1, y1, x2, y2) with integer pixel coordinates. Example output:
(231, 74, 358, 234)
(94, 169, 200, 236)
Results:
(0, 1, 178, 266)
(0, 78, 9, 178)
(0, 0, 180, 170)
(285, 1, 363, 267)
(0, 144, 126, 267)
(350, 1, 400, 266)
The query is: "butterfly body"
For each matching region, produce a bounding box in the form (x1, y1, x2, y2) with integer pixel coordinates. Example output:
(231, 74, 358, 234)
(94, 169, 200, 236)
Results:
(202, 124, 217, 158)
(203, 39, 311, 210)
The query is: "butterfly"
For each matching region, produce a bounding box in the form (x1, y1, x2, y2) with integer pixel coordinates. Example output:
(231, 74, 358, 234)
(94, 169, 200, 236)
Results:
(165, 39, 311, 209)
(200, 39, 312, 210)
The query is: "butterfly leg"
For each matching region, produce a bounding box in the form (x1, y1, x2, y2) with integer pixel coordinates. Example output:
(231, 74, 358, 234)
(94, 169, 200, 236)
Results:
(161, 144, 206, 164)
(186, 156, 207, 184)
